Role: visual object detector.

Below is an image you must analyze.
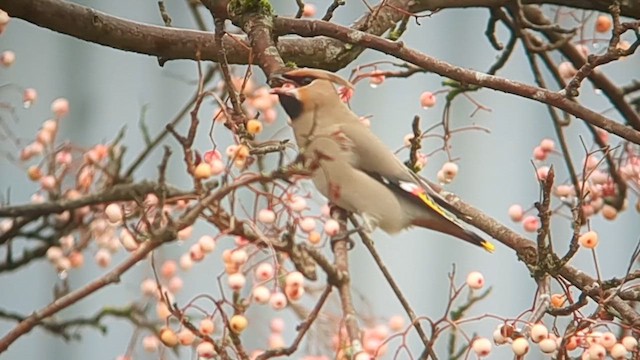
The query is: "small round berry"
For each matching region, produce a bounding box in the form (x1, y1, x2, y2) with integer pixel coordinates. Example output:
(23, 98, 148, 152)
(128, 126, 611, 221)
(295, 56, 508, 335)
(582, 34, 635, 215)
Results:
(140, 278, 157, 297)
(508, 204, 524, 222)
(159, 327, 179, 347)
(189, 244, 204, 262)
(441, 162, 459, 181)
(299, 217, 316, 233)
(285, 284, 305, 301)
(285, 271, 304, 288)
(550, 293, 565, 308)
(179, 253, 193, 270)
(177, 225, 193, 240)
(511, 337, 529, 356)
(46, 246, 64, 262)
(324, 219, 340, 236)
(419, 91, 436, 108)
(270, 318, 285, 333)
(194, 162, 213, 179)
(68, 251, 84, 268)
(94, 249, 111, 268)
(437, 169, 449, 184)
(493, 328, 507, 345)
(558, 62, 577, 80)
(471, 337, 492, 357)
(579, 231, 598, 249)
(610, 343, 628, 359)
(160, 260, 177, 279)
(601, 204, 617, 220)
(23, 88, 38, 108)
(255, 262, 274, 281)
(50, 98, 70, 118)
(539, 139, 555, 153)
(622, 336, 638, 351)
(230, 314, 248, 333)
(258, 209, 276, 224)
(0, 9, 9, 26)
(270, 292, 288, 310)
(168, 276, 183, 294)
(142, 335, 160, 352)
(369, 70, 385, 88)
(252, 286, 271, 304)
(156, 302, 171, 320)
(228, 273, 246, 291)
(288, 196, 307, 212)
(197, 341, 216, 358)
(198, 235, 216, 253)
(466, 271, 485, 290)
(555, 184, 574, 197)
(177, 328, 196, 346)
(536, 166, 550, 181)
(199, 318, 215, 335)
(600, 332, 617, 349)
(104, 203, 123, 223)
(269, 333, 286, 349)
(595, 15, 612, 33)
(230, 249, 248, 265)
(354, 352, 370, 360)
(0, 50, 15, 67)
(530, 323, 548, 343)
(388, 316, 405, 332)
(539, 337, 557, 353)
(302, 3, 316, 17)
(40, 175, 57, 191)
(588, 343, 606, 360)
(522, 215, 539, 232)
(533, 146, 548, 161)
(307, 231, 322, 245)
(246, 119, 263, 135)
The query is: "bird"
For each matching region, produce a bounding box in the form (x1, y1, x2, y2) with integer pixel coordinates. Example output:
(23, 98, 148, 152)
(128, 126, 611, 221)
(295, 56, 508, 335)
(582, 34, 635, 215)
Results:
(270, 68, 494, 252)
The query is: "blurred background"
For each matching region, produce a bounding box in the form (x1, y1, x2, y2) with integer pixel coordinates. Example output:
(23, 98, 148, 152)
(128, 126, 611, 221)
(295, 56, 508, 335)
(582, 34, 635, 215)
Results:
(1, 0, 639, 359)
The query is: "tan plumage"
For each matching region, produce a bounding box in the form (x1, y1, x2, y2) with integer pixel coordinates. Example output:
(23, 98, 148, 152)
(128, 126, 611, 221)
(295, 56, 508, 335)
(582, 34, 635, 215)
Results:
(271, 68, 494, 252)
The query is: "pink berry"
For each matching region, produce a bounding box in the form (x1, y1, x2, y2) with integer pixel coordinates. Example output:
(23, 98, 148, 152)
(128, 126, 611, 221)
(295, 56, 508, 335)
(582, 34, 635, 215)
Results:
(588, 343, 606, 360)
(230, 249, 248, 265)
(601, 204, 617, 220)
(168, 276, 183, 294)
(299, 217, 316, 233)
(522, 216, 539, 232)
(539, 338, 557, 353)
(199, 318, 215, 335)
(189, 244, 204, 262)
(555, 184, 574, 197)
(536, 166, 550, 181)
(177, 225, 193, 240)
(579, 231, 598, 249)
(104, 203, 122, 223)
(471, 337, 492, 357)
(179, 253, 193, 270)
(0, 50, 15, 67)
(288, 196, 307, 212)
(270, 292, 288, 310)
(160, 260, 177, 279)
(388, 316, 405, 332)
(466, 271, 485, 290)
(270, 318, 285, 333)
(369, 70, 385, 88)
(285, 271, 304, 288)
(0, 10, 9, 26)
(540, 139, 555, 152)
(285, 283, 305, 301)
(533, 146, 548, 161)
(610, 343, 628, 359)
(441, 162, 459, 181)
(255, 262, 274, 280)
(600, 332, 617, 349)
(40, 175, 57, 191)
(142, 335, 159, 352)
(530, 323, 548, 343)
(511, 337, 529, 356)
(258, 209, 276, 224)
(622, 336, 638, 351)
(508, 204, 524, 222)
(196, 341, 216, 358)
(22, 88, 37, 108)
(178, 328, 196, 346)
(228, 273, 246, 291)
(94, 249, 111, 268)
(419, 91, 436, 108)
(210, 159, 225, 176)
(324, 219, 340, 236)
(50, 98, 70, 118)
(302, 3, 316, 17)
(198, 235, 216, 253)
(252, 286, 271, 304)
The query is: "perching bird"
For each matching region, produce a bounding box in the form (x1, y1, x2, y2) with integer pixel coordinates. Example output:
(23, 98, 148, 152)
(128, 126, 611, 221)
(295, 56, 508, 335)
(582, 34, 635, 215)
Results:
(270, 68, 494, 252)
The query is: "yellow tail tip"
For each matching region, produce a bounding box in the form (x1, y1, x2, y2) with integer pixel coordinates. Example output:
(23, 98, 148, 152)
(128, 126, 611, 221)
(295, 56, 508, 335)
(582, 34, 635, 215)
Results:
(482, 241, 495, 253)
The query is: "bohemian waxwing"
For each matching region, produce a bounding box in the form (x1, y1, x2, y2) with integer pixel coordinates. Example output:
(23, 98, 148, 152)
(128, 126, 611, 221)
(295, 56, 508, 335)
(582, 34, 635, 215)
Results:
(270, 68, 494, 252)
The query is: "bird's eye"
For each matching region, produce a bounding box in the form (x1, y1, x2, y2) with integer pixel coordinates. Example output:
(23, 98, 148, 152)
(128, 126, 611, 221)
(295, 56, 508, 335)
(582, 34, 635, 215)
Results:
(298, 77, 315, 86)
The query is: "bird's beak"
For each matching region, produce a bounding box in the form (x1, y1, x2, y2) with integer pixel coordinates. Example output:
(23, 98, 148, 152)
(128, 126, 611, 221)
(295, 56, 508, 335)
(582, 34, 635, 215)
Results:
(269, 74, 300, 99)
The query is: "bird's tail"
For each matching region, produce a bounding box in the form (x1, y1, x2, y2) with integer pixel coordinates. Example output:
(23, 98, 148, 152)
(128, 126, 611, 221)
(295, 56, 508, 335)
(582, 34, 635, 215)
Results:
(413, 218, 495, 253)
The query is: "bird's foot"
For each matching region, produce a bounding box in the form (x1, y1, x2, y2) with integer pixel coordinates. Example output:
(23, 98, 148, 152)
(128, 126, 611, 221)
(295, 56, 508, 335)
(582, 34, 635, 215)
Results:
(330, 229, 357, 250)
